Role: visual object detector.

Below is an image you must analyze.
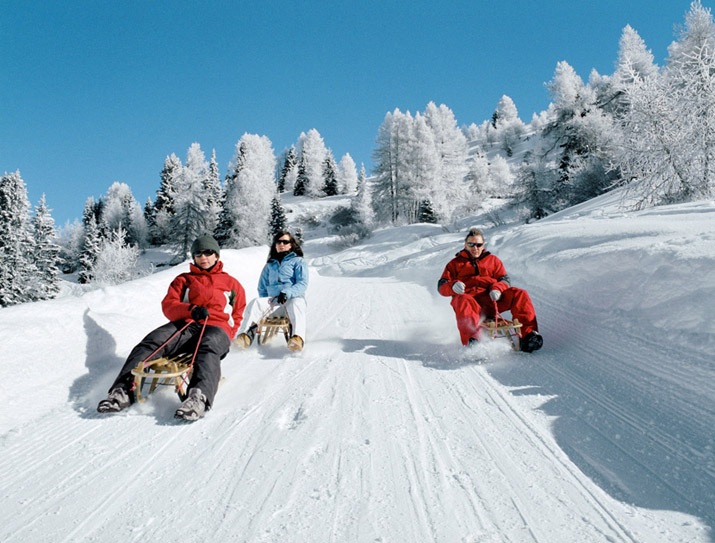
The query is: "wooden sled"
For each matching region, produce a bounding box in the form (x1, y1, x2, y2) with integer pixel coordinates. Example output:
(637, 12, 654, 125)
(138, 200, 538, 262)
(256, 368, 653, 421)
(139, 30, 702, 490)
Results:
(480, 317, 522, 351)
(257, 316, 291, 345)
(130, 353, 194, 402)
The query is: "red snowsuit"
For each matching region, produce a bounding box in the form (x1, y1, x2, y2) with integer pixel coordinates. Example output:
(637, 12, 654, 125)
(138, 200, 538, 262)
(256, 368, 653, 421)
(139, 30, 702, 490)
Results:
(438, 249, 538, 345)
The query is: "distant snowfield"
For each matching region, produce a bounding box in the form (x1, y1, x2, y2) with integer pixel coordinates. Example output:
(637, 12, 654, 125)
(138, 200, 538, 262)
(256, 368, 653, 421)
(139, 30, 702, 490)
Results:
(1, 193, 713, 542)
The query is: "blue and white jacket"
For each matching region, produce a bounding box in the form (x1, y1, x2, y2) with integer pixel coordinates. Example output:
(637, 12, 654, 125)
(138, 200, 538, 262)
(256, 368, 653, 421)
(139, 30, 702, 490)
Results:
(258, 252, 309, 300)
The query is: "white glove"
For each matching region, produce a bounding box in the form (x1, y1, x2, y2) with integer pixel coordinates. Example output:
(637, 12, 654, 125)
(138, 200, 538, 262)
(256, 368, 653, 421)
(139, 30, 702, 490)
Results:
(489, 290, 501, 301)
(452, 281, 466, 294)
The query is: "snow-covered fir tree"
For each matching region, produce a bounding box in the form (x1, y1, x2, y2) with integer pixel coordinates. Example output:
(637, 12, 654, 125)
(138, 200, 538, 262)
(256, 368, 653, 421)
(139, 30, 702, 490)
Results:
(102, 182, 147, 247)
(0, 171, 40, 306)
(152, 153, 182, 245)
(204, 149, 223, 234)
(337, 153, 358, 194)
(322, 152, 339, 196)
(278, 146, 298, 193)
(31, 194, 61, 299)
(293, 154, 310, 196)
(269, 196, 287, 237)
(216, 134, 276, 247)
(618, 1, 715, 207)
(351, 164, 375, 228)
(492, 95, 526, 157)
(297, 129, 329, 198)
(79, 198, 102, 284)
(91, 225, 140, 285)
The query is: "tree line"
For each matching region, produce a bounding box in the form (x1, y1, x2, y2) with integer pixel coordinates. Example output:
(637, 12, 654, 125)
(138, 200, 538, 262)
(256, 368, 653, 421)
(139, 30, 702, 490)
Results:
(2, 1, 714, 307)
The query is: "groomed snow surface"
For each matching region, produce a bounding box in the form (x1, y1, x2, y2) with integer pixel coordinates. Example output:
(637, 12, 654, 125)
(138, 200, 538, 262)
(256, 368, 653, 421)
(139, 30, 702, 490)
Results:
(1, 192, 713, 542)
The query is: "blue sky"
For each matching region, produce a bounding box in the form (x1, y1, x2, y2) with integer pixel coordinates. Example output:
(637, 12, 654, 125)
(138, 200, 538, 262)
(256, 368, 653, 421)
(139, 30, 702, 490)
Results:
(1, 0, 696, 226)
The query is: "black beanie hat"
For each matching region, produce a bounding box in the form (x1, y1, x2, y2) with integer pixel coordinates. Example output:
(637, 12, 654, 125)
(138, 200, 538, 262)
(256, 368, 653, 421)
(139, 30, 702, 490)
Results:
(191, 235, 221, 257)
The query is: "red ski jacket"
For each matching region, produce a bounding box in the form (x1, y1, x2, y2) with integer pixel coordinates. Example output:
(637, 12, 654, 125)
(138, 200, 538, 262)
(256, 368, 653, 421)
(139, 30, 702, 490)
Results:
(438, 249, 511, 298)
(161, 260, 246, 340)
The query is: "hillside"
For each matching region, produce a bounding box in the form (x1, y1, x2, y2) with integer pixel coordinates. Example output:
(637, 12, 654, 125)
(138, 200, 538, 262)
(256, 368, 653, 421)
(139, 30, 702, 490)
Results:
(0, 192, 713, 542)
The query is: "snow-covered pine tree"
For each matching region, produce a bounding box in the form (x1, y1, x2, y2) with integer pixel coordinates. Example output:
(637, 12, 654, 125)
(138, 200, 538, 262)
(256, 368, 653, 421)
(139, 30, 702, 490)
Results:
(79, 198, 102, 284)
(322, 152, 339, 196)
(293, 154, 310, 196)
(618, 1, 715, 207)
(492, 95, 526, 157)
(31, 194, 61, 299)
(92, 224, 140, 285)
(217, 134, 276, 247)
(171, 148, 214, 259)
(423, 102, 469, 223)
(269, 196, 287, 237)
(298, 129, 329, 198)
(0, 171, 39, 306)
(278, 146, 298, 193)
(204, 149, 223, 234)
(351, 163, 375, 228)
(337, 153, 358, 194)
(417, 199, 438, 223)
(102, 182, 147, 247)
(152, 153, 182, 245)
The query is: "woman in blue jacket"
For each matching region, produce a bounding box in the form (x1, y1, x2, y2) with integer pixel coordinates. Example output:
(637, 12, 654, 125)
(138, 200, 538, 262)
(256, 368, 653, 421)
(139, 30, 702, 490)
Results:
(236, 230, 309, 351)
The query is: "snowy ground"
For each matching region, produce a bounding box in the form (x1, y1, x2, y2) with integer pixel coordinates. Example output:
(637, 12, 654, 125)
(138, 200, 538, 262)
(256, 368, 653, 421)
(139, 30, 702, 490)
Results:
(1, 192, 713, 542)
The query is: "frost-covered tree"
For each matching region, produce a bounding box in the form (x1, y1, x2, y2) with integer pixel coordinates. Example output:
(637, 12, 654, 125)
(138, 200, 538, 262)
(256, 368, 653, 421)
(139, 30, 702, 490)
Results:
(618, 1, 715, 206)
(337, 153, 358, 194)
(56, 219, 84, 274)
(322, 152, 339, 196)
(351, 164, 375, 228)
(79, 198, 102, 284)
(297, 129, 329, 198)
(269, 195, 287, 237)
(0, 171, 39, 306)
(92, 225, 140, 285)
(153, 153, 182, 245)
(293, 154, 310, 196)
(31, 195, 61, 299)
(216, 134, 276, 247)
(103, 182, 147, 247)
(278, 146, 298, 193)
(492, 95, 526, 157)
(204, 149, 223, 233)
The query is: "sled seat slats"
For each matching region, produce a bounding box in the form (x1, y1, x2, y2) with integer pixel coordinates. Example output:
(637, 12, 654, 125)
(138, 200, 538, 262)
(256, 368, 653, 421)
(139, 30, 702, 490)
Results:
(480, 318, 522, 351)
(257, 316, 291, 345)
(130, 353, 193, 402)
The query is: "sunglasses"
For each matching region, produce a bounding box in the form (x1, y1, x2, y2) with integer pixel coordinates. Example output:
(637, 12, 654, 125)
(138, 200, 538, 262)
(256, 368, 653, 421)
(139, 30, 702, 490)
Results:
(193, 250, 215, 257)
(466, 242, 484, 248)
(276, 239, 291, 245)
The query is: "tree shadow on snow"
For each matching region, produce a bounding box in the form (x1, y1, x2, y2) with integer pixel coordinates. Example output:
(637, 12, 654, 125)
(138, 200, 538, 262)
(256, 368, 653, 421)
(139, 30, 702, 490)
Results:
(486, 352, 714, 540)
(68, 309, 124, 419)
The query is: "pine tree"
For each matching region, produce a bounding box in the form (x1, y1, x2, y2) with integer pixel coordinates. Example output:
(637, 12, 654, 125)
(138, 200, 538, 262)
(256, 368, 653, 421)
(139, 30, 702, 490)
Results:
(204, 149, 223, 233)
(153, 153, 182, 244)
(352, 164, 375, 228)
(0, 171, 39, 306)
(79, 198, 102, 284)
(322, 153, 339, 196)
(269, 196, 287, 237)
(417, 199, 438, 223)
(298, 129, 328, 198)
(337, 153, 359, 194)
(293, 154, 310, 196)
(31, 194, 61, 299)
(278, 146, 298, 193)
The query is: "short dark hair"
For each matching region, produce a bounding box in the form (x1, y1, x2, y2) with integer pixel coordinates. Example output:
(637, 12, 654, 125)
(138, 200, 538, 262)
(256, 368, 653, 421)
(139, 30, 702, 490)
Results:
(268, 230, 303, 260)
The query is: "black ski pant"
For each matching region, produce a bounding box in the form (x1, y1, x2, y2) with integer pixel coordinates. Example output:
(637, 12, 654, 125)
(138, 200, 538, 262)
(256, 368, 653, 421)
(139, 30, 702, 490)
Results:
(109, 320, 230, 408)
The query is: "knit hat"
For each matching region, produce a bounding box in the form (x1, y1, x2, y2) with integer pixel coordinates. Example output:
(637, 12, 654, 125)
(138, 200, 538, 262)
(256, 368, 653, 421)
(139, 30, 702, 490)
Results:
(191, 235, 221, 257)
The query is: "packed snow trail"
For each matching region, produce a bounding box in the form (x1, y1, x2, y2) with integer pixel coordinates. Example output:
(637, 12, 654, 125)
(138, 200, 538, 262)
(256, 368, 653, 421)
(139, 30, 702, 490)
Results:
(1, 201, 713, 542)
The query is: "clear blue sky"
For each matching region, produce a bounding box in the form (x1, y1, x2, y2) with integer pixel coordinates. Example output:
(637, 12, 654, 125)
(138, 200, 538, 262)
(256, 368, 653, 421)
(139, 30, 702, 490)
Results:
(1, 0, 696, 226)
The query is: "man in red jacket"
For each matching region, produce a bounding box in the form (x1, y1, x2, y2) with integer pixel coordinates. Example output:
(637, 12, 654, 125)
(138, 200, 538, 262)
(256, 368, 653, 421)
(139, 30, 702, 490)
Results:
(438, 227, 543, 352)
(97, 235, 246, 421)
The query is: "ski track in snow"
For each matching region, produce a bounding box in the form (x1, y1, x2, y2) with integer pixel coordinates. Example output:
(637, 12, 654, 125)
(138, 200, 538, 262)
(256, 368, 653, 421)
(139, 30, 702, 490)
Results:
(1, 203, 713, 542)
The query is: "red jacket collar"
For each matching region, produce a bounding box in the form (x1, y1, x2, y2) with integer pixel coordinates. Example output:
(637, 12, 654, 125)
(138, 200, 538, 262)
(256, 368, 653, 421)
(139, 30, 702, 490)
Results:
(189, 260, 224, 275)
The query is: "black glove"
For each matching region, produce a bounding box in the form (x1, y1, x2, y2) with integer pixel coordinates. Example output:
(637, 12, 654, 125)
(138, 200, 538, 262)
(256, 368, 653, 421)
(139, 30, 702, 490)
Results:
(191, 305, 210, 322)
(275, 292, 287, 304)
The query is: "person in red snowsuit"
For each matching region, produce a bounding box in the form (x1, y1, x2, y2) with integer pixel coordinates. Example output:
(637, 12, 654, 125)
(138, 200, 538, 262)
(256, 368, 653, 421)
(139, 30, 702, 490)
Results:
(438, 227, 543, 352)
(97, 235, 246, 420)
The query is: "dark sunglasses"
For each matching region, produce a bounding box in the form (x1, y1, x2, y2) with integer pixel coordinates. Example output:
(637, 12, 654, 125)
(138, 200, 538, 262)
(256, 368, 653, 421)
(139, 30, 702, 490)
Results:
(276, 239, 291, 245)
(193, 250, 215, 257)
(466, 242, 484, 248)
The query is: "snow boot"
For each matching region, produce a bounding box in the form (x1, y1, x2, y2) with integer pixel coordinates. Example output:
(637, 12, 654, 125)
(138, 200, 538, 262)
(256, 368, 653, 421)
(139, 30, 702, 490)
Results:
(174, 388, 206, 421)
(521, 331, 543, 353)
(287, 335, 304, 352)
(235, 323, 257, 349)
(97, 387, 131, 413)
(467, 337, 479, 347)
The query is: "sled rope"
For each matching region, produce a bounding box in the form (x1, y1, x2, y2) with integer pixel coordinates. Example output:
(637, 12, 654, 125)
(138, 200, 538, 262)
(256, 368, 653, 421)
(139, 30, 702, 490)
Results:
(178, 317, 208, 392)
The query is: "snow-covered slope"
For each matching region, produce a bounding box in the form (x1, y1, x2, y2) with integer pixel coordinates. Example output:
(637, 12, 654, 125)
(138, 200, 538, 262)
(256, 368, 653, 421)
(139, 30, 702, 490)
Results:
(1, 194, 713, 542)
